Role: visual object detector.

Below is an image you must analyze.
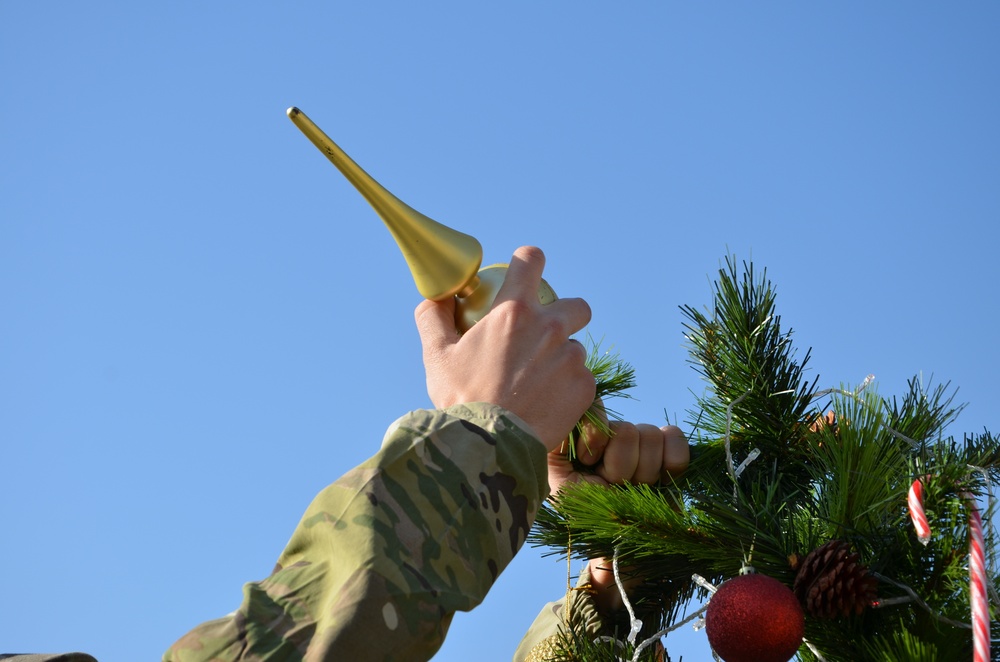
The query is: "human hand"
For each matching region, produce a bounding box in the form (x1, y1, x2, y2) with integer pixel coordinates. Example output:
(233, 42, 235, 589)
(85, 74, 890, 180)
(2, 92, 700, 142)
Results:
(547, 411, 689, 615)
(547, 412, 689, 496)
(415, 246, 596, 451)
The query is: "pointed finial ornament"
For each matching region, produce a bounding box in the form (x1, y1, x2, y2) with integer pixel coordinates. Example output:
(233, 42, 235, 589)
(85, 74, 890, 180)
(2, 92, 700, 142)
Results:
(286, 107, 555, 331)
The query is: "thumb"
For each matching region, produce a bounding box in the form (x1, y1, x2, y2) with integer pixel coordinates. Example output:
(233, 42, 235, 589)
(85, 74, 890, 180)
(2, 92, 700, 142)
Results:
(414, 297, 460, 356)
(546, 445, 574, 495)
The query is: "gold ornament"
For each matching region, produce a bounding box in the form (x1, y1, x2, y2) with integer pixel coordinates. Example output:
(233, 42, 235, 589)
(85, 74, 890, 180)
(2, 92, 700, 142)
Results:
(523, 634, 568, 662)
(287, 107, 555, 331)
(456, 263, 557, 333)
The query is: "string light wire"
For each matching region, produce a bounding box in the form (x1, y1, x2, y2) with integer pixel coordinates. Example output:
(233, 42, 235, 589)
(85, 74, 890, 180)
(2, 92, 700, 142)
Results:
(612, 548, 643, 645)
(600, 374, 995, 660)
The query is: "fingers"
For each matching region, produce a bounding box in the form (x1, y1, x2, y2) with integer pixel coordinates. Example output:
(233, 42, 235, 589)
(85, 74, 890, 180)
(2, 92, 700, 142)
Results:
(574, 401, 610, 466)
(546, 297, 593, 337)
(634, 424, 666, 484)
(414, 298, 461, 409)
(587, 557, 647, 615)
(587, 557, 632, 615)
(661, 425, 690, 478)
(596, 421, 639, 484)
(494, 246, 592, 336)
(493, 246, 546, 304)
(421, 245, 594, 449)
(413, 297, 459, 354)
(593, 422, 690, 485)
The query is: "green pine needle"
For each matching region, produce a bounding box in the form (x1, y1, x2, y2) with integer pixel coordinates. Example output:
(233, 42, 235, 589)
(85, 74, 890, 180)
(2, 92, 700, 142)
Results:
(564, 336, 637, 461)
(529, 255, 1000, 661)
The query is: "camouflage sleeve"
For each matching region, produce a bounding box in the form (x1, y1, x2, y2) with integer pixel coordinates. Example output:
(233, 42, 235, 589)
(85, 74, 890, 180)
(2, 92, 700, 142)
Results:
(512, 563, 604, 662)
(163, 403, 548, 662)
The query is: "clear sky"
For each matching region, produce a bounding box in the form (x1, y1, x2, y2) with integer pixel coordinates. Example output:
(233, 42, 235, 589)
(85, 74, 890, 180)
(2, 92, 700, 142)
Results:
(2, 3, 998, 660)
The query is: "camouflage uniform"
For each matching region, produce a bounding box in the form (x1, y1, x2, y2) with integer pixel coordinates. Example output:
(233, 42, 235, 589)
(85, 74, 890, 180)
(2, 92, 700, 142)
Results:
(163, 403, 549, 662)
(514, 564, 604, 661)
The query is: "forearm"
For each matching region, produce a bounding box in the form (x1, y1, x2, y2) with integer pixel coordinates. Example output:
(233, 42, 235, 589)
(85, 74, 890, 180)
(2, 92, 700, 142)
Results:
(165, 404, 548, 662)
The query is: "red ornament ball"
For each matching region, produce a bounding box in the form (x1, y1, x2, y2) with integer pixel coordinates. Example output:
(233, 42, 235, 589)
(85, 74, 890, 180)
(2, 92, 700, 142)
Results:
(705, 572, 805, 662)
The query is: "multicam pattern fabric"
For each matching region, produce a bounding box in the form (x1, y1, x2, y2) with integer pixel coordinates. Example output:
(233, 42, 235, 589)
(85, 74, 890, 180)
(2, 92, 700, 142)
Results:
(164, 403, 548, 662)
(513, 564, 604, 662)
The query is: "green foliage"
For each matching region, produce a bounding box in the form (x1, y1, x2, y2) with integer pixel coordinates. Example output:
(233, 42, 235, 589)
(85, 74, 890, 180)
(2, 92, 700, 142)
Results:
(529, 256, 999, 661)
(565, 338, 638, 460)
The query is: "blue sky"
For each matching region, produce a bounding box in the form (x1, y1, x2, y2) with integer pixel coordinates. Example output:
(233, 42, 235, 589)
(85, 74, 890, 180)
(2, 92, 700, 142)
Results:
(2, 3, 998, 660)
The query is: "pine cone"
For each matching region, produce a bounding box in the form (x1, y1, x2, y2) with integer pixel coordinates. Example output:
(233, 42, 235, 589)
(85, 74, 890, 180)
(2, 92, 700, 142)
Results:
(792, 539, 878, 618)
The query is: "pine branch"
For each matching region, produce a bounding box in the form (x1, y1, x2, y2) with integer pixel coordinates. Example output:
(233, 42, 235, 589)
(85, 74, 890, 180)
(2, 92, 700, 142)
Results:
(883, 376, 964, 446)
(528, 255, 999, 662)
(680, 256, 819, 491)
(565, 337, 637, 461)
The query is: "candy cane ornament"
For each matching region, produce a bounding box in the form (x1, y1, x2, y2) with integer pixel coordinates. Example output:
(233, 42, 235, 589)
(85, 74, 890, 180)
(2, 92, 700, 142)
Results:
(908, 477, 931, 546)
(968, 496, 990, 662)
(907, 477, 991, 662)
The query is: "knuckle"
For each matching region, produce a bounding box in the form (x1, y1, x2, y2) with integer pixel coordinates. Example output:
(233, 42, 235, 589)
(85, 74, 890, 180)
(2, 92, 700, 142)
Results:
(566, 337, 588, 362)
(488, 298, 533, 330)
(536, 313, 567, 339)
(611, 420, 639, 443)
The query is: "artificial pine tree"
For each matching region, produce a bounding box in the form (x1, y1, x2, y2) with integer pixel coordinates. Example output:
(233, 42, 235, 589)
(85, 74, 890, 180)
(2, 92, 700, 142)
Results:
(530, 256, 1000, 661)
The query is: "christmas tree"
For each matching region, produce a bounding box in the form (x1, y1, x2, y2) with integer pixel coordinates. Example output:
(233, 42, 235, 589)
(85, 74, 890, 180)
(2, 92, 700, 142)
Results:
(530, 256, 999, 661)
